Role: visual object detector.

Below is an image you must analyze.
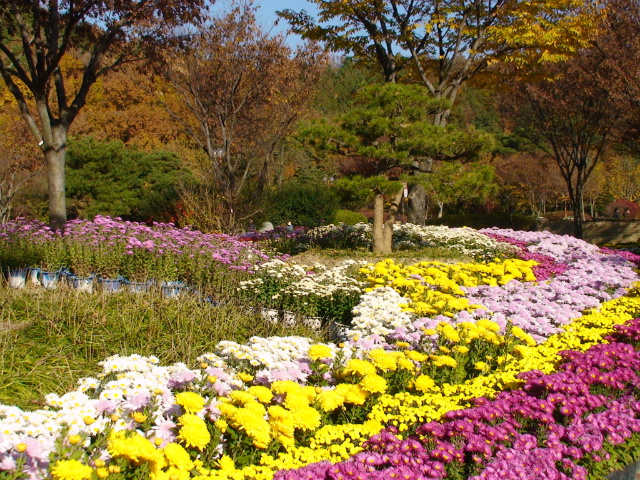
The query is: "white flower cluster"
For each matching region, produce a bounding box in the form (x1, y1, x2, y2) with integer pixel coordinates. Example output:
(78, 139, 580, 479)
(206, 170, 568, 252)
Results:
(393, 224, 517, 260)
(238, 259, 307, 293)
(306, 223, 371, 248)
(239, 259, 364, 298)
(279, 260, 364, 298)
(347, 287, 414, 343)
(97, 353, 161, 376)
(306, 223, 516, 260)
(215, 336, 318, 369)
(0, 354, 211, 473)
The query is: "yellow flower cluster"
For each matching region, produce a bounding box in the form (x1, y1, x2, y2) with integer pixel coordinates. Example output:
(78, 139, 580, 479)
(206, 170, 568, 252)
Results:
(308, 344, 334, 360)
(219, 381, 321, 450)
(108, 431, 200, 480)
(366, 292, 640, 428)
(360, 258, 537, 317)
(177, 413, 211, 450)
(175, 392, 206, 414)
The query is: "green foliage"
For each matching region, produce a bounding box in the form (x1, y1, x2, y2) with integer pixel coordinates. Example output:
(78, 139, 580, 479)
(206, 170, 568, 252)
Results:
(335, 175, 404, 201)
(264, 181, 339, 228)
(411, 162, 499, 215)
(450, 85, 504, 135)
(333, 209, 367, 225)
(66, 137, 195, 221)
(297, 83, 494, 175)
(425, 212, 537, 230)
(312, 56, 377, 115)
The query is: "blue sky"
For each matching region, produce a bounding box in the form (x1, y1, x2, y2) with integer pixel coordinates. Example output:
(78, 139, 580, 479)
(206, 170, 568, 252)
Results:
(209, 0, 321, 47)
(252, 0, 318, 26)
(251, 0, 319, 45)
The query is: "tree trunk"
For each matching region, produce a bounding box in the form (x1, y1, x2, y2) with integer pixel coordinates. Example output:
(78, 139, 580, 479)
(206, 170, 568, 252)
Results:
(438, 201, 444, 218)
(372, 193, 387, 253)
(372, 188, 404, 253)
(572, 194, 584, 239)
(44, 127, 68, 231)
(406, 157, 433, 224)
(0, 172, 16, 224)
(407, 183, 427, 225)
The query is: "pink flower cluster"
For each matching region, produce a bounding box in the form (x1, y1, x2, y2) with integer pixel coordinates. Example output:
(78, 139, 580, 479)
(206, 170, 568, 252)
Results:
(0, 216, 278, 279)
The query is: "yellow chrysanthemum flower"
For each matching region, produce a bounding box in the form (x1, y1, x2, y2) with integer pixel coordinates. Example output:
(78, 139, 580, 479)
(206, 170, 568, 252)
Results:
(291, 406, 322, 431)
(397, 357, 416, 371)
(268, 405, 295, 438)
(343, 359, 377, 376)
(511, 326, 537, 347)
(177, 414, 211, 450)
(439, 324, 460, 343)
(405, 350, 428, 362)
(248, 385, 274, 404)
(229, 390, 256, 406)
(474, 361, 491, 373)
(271, 380, 302, 396)
(359, 374, 388, 394)
(414, 375, 436, 393)
(368, 349, 398, 372)
(477, 319, 500, 332)
(163, 443, 194, 471)
(175, 392, 206, 413)
(50, 460, 93, 480)
(284, 392, 310, 410)
(217, 455, 235, 473)
(433, 355, 458, 368)
(336, 383, 369, 405)
(513, 344, 531, 358)
(108, 431, 164, 466)
(308, 344, 334, 360)
(315, 389, 345, 412)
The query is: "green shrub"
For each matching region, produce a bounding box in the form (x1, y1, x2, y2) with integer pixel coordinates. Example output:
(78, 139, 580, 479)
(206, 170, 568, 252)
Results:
(66, 137, 195, 221)
(265, 181, 339, 228)
(333, 209, 368, 225)
(425, 212, 537, 231)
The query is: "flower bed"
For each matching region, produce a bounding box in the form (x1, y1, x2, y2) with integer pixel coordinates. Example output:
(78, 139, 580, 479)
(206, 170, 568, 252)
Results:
(1, 225, 640, 480)
(0, 216, 276, 288)
(276, 320, 640, 480)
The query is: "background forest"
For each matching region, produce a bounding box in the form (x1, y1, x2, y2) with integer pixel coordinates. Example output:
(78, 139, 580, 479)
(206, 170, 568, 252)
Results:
(1, 0, 639, 239)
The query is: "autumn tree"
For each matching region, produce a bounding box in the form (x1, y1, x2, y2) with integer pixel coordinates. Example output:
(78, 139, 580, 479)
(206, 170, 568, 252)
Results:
(72, 64, 187, 152)
(0, 96, 41, 222)
(494, 153, 565, 216)
(503, 55, 618, 239)
(161, 2, 326, 232)
(280, 0, 595, 222)
(596, 153, 640, 202)
(0, 0, 206, 229)
(280, 0, 594, 126)
(589, 0, 640, 152)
